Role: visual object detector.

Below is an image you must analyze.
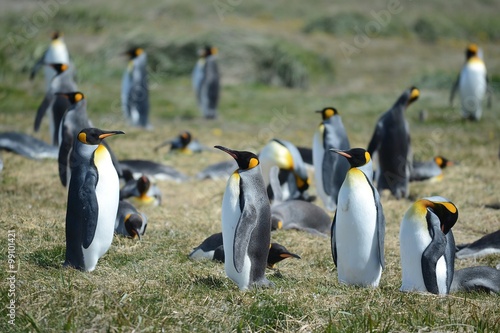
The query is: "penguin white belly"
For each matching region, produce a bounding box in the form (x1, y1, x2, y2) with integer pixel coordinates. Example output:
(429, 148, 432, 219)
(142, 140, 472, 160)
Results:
(312, 130, 326, 206)
(399, 215, 432, 292)
(336, 171, 381, 287)
(435, 256, 448, 294)
(82, 148, 119, 271)
(459, 63, 487, 117)
(221, 173, 251, 289)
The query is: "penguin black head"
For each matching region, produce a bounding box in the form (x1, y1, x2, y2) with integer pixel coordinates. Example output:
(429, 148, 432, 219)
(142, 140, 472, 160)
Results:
(203, 45, 218, 57)
(77, 128, 125, 145)
(124, 213, 144, 239)
(136, 175, 151, 195)
(331, 148, 370, 168)
(267, 243, 301, 269)
(466, 44, 479, 59)
(125, 47, 144, 59)
(56, 91, 85, 105)
(315, 107, 338, 121)
(420, 197, 458, 234)
(407, 86, 420, 105)
(51, 31, 62, 40)
(178, 131, 192, 147)
(214, 145, 259, 171)
(48, 63, 69, 75)
(434, 156, 453, 169)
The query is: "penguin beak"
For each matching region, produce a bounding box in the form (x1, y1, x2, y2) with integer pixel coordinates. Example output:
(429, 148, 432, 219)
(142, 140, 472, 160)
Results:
(98, 131, 125, 139)
(214, 145, 237, 159)
(330, 149, 351, 159)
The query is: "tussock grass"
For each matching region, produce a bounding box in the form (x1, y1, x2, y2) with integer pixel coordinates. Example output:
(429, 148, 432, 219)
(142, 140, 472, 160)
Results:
(1, 1, 500, 332)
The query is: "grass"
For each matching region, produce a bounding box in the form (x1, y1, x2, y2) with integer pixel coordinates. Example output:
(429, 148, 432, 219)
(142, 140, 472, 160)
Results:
(1, 0, 500, 332)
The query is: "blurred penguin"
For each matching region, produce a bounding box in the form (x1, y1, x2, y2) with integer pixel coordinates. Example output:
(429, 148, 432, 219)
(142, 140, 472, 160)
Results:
(154, 131, 207, 154)
(450, 44, 490, 121)
(192, 46, 220, 119)
(34, 63, 77, 146)
(115, 200, 148, 239)
(367, 87, 419, 199)
(456, 229, 500, 260)
(30, 31, 71, 91)
(120, 174, 162, 206)
(410, 156, 454, 182)
(122, 47, 150, 128)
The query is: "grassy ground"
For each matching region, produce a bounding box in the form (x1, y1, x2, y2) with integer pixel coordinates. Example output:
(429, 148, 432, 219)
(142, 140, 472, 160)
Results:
(1, 0, 500, 332)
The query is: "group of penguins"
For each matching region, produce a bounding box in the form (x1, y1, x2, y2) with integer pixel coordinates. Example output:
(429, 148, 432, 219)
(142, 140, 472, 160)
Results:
(0, 32, 499, 295)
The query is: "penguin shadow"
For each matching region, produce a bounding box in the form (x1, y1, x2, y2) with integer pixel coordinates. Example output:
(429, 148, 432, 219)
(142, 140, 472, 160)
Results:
(28, 245, 65, 269)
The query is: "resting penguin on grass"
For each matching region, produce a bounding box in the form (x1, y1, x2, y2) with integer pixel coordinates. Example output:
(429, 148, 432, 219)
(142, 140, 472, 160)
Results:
(115, 200, 147, 239)
(399, 196, 458, 295)
(215, 145, 273, 290)
(455, 229, 500, 259)
(330, 148, 386, 287)
(64, 128, 124, 272)
(367, 87, 419, 199)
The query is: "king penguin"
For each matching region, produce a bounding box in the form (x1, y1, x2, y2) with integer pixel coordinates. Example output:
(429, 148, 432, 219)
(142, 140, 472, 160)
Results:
(410, 156, 454, 182)
(367, 87, 419, 199)
(34, 63, 77, 146)
(455, 229, 500, 259)
(30, 31, 71, 91)
(64, 128, 124, 271)
(154, 131, 207, 154)
(312, 107, 350, 211)
(215, 145, 273, 290)
(115, 200, 148, 239)
(399, 196, 458, 295)
(450, 44, 490, 121)
(122, 47, 150, 128)
(193, 46, 220, 119)
(259, 138, 311, 202)
(330, 148, 385, 287)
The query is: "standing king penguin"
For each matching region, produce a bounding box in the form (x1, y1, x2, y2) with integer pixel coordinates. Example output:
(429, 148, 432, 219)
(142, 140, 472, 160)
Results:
(313, 107, 350, 211)
(34, 63, 77, 146)
(30, 31, 71, 91)
(64, 128, 124, 271)
(450, 44, 489, 121)
(400, 196, 458, 295)
(331, 148, 385, 287)
(122, 47, 150, 128)
(193, 46, 220, 119)
(215, 145, 273, 290)
(367, 87, 419, 199)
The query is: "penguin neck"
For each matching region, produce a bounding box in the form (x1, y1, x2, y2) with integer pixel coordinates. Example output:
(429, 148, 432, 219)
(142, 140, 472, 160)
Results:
(354, 160, 373, 180)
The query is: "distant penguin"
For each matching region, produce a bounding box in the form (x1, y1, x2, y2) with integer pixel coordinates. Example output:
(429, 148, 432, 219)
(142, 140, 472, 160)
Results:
(410, 156, 454, 182)
(122, 47, 150, 128)
(0, 132, 58, 160)
(196, 160, 237, 180)
(64, 128, 124, 272)
(400, 196, 458, 295)
(312, 107, 350, 211)
(34, 63, 77, 146)
(189, 232, 300, 269)
(57, 92, 122, 187)
(450, 44, 490, 121)
(269, 166, 331, 236)
(193, 46, 220, 119)
(120, 174, 162, 206)
(115, 200, 147, 239)
(30, 31, 71, 91)
(451, 266, 500, 294)
(367, 87, 419, 199)
(259, 138, 311, 202)
(118, 159, 189, 182)
(215, 145, 272, 290)
(331, 148, 385, 287)
(154, 131, 206, 154)
(455, 229, 500, 259)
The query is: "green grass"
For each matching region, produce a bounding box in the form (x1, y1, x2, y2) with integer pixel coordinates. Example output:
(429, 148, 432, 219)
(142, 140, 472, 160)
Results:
(1, 1, 500, 332)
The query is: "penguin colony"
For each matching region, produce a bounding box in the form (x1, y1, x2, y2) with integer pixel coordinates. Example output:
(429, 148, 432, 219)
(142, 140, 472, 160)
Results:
(2, 31, 497, 297)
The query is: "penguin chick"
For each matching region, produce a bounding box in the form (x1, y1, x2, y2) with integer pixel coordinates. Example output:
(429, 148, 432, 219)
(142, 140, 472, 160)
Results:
(215, 145, 273, 290)
(367, 87, 419, 199)
(400, 196, 458, 295)
(115, 200, 148, 239)
(450, 44, 490, 121)
(122, 47, 150, 128)
(331, 148, 386, 287)
(410, 156, 454, 182)
(120, 174, 162, 206)
(312, 107, 350, 211)
(64, 128, 124, 272)
(451, 266, 500, 294)
(455, 229, 500, 259)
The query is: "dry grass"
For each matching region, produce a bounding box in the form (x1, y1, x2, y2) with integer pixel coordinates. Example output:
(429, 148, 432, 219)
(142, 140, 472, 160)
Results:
(1, 1, 500, 332)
